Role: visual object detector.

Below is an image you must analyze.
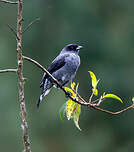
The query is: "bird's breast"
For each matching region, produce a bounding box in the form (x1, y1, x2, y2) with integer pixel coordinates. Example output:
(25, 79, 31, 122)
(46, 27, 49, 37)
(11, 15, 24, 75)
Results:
(65, 53, 80, 72)
(52, 53, 80, 85)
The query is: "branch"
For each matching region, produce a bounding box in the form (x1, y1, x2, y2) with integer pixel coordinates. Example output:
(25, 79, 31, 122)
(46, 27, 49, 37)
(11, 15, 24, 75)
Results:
(92, 104, 134, 115)
(0, 69, 17, 73)
(0, 0, 18, 4)
(23, 55, 134, 115)
(7, 24, 19, 40)
(23, 56, 88, 106)
(22, 17, 40, 34)
(17, 0, 31, 152)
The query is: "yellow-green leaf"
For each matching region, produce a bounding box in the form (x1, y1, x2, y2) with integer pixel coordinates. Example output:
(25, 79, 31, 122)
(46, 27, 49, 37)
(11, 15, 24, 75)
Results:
(59, 103, 66, 121)
(64, 87, 75, 97)
(73, 114, 81, 131)
(71, 82, 76, 90)
(103, 94, 123, 103)
(66, 99, 75, 120)
(132, 98, 134, 108)
(73, 104, 81, 131)
(88, 71, 99, 89)
(64, 82, 81, 130)
(92, 88, 98, 96)
(75, 83, 79, 95)
(64, 87, 73, 94)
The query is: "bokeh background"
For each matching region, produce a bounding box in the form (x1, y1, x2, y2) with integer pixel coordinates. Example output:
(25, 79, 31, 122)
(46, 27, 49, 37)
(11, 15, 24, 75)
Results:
(0, 0, 134, 152)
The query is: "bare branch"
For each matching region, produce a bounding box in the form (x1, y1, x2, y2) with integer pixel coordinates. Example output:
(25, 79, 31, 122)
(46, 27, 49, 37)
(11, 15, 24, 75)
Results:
(22, 17, 40, 34)
(0, 0, 18, 4)
(16, 0, 31, 152)
(89, 92, 94, 103)
(92, 104, 134, 115)
(23, 55, 134, 115)
(23, 55, 88, 106)
(0, 69, 17, 73)
(72, 88, 86, 103)
(7, 24, 19, 40)
(23, 56, 60, 85)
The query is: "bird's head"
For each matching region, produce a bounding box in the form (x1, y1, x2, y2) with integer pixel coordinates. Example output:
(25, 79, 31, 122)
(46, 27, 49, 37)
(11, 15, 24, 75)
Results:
(61, 44, 83, 54)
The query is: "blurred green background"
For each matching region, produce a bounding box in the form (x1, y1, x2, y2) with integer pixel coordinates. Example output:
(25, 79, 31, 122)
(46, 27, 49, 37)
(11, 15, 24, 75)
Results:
(0, 0, 134, 152)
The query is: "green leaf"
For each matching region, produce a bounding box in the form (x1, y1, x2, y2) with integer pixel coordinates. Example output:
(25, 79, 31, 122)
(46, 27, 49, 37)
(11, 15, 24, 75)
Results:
(92, 88, 98, 96)
(88, 71, 99, 89)
(65, 98, 81, 130)
(73, 104, 81, 131)
(75, 83, 79, 95)
(64, 81, 81, 130)
(59, 103, 66, 121)
(71, 82, 76, 90)
(103, 94, 123, 103)
(64, 87, 74, 95)
(66, 99, 76, 120)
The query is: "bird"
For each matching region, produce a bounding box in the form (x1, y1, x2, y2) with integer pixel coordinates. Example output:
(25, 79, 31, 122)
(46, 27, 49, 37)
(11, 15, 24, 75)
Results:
(37, 44, 83, 108)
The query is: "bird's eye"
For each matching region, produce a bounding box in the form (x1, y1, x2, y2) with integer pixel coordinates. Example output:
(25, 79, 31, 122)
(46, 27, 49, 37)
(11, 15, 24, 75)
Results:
(69, 46, 75, 50)
(70, 46, 74, 49)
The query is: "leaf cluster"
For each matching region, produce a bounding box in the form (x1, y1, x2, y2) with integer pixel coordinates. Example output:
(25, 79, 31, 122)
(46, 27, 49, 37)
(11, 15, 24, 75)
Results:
(59, 71, 124, 130)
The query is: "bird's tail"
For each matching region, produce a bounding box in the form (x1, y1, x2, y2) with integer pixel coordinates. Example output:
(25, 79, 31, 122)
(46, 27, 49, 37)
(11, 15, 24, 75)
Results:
(37, 79, 52, 108)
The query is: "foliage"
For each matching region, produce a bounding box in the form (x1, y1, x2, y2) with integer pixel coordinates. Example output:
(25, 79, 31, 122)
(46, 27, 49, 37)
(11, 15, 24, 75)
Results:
(59, 71, 124, 130)
(59, 82, 81, 130)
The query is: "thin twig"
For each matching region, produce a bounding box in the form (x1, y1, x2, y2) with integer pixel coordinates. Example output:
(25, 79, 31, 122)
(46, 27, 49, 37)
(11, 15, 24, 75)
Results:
(22, 17, 40, 34)
(0, 69, 17, 73)
(0, 0, 18, 4)
(7, 24, 19, 40)
(72, 88, 86, 103)
(92, 104, 134, 115)
(23, 56, 61, 86)
(23, 55, 134, 115)
(17, 0, 31, 152)
(89, 92, 94, 103)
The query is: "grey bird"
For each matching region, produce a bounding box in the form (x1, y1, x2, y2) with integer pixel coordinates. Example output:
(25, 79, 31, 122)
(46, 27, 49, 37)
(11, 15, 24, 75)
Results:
(37, 44, 83, 107)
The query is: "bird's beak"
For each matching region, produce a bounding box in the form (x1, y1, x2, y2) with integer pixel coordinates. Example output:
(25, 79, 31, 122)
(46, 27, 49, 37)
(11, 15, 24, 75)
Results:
(77, 45, 83, 50)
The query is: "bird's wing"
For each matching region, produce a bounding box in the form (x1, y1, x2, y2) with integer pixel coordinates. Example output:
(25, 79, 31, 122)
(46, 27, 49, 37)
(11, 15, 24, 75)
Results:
(40, 54, 69, 88)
